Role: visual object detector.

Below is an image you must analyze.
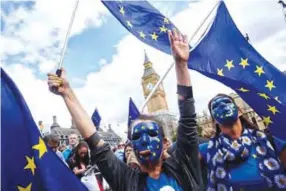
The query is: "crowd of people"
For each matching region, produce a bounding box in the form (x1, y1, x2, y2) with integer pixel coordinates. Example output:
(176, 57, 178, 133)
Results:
(45, 29, 286, 190)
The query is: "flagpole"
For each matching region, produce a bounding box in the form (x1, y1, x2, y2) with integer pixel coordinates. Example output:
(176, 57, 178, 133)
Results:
(58, 0, 80, 70)
(51, 0, 79, 93)
(140, 0, 221, 113)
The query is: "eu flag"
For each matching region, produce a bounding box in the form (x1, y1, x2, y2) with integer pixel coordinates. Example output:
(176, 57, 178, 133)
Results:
(91, 108, 101, 131)
(189, 2, 286, 140)
(1, 68, 88, 191)
(189, 2, 286, 104)
(102, 0, 180, 55)
(127, 97, 140, 140)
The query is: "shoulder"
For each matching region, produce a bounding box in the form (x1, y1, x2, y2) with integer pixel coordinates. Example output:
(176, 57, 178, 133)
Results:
(56, 150, 65, 158)
(199, 142, 209, 163)
(199, 142, 208, 153)
(62, 148, 70, 153)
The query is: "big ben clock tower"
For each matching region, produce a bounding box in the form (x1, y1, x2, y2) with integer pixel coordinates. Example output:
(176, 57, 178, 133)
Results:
(141, 51, 168, 113)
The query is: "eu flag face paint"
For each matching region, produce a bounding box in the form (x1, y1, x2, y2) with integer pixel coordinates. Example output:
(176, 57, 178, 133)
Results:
(131, 121, 163, 164)
(211, 96, 238, 126)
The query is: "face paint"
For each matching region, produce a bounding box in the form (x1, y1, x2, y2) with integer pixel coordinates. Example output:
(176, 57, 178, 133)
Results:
(210, 96, 238, 126)
(131, 121, 163, 164)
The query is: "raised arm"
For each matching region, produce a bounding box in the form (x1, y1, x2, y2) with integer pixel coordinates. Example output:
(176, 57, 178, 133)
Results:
(47, 70, 137, 190)
(168, 29, 198, 154)
(169, 29, 202, 186)
(47, 69, 101, 142)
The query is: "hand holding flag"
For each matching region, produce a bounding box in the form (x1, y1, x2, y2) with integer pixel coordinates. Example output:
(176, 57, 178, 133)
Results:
(47, 68, 70, 96)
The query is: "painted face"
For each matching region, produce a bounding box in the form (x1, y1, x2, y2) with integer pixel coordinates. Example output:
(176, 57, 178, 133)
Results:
(131, 121, 163, 164)
(210, 96, 238, 126)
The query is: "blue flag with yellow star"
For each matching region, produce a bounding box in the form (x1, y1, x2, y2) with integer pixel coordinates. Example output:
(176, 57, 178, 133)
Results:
(91, 108, 101, 131)
(1, 68, 88, 191)
(189, 2, 286, 140)
(127, 97, 140, 140)
(102, 0, 179, 55)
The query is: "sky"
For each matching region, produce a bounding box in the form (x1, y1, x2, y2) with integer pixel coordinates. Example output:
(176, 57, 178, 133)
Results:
(1, 0, 286, 139)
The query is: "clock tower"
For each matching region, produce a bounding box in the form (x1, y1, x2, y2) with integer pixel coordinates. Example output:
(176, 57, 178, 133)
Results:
(141, 51, 168, 113)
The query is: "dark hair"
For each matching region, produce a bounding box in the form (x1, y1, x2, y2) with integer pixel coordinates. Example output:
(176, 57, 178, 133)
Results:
(207, 93, 258, 137)
(74, 141, 90, 168)
(129, 114, 166, 139)
(123, 142, 133, 163)
(43, 134, 59, 146)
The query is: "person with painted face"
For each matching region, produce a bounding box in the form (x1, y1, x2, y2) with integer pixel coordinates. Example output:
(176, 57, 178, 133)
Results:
(199, 94, 286, 191)
(47, 29, 203, 191)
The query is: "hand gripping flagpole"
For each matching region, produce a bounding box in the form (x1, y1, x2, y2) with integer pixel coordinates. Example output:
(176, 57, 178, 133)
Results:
(51, 0, 79, 92)
(140, 0, 221, 113)
(56, 0, 80, 76)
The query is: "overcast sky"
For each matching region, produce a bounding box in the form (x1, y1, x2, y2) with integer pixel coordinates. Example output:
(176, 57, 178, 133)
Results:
(1, 0, 285, 139)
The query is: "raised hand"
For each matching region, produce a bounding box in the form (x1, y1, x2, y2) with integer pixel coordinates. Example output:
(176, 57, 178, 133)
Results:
(168, 29, 190, 65)
(168, 29, 191, 87)
(47, 68, 70, 96)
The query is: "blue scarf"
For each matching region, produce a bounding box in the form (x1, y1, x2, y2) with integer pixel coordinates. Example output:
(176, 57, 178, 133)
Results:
(206, 128, 286, 190)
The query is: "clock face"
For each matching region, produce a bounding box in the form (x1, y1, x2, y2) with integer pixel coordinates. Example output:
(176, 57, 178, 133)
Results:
(146, 82, 154, 91)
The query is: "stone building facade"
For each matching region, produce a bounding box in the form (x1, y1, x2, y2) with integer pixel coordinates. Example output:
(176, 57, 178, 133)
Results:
(45, 116, 121, 147)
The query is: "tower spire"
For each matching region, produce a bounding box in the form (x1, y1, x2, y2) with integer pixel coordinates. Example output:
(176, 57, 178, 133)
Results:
(143, 50, 152, 69)
(144, 49, 150, 64)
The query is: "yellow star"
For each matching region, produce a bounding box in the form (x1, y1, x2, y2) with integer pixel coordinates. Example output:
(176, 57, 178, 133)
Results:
(163, 17, 169, 24)
(32, 137, 47, 158)
(254, 65, 265, 76)
(150, 32, 159, 41)
(225, 59, 234, 71)
(252, 154, 257, 159)
(152, 152, 156, 156)
(265, 80, 276, 91)
(126, 20, 133, 28)
(239, 58, 249, 69)
(258, 93, 270, 100)
(237, 87, 249, 92)
(262, 116, 273, 126)
(17, 183, 32, 191)
(24, 156, 36, 175)
(159, 25, 168, 33)
(217, 68, 224, 76)
(267, 105, 280, 115)
(138, 31, 146, 39)
(119, 6, 125, 15)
